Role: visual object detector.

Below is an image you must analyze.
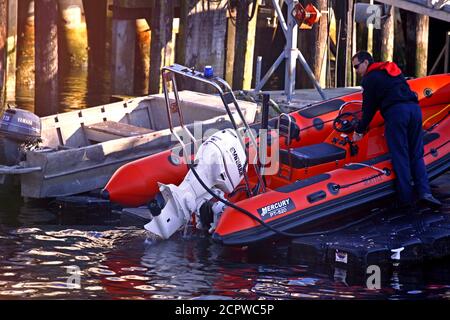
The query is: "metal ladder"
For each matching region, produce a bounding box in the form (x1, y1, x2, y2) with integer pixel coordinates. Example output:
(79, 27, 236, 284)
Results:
(161, 64, 266, 195)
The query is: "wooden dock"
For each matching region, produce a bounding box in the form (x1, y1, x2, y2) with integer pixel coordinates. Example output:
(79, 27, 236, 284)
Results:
(266, 87, 361, 110)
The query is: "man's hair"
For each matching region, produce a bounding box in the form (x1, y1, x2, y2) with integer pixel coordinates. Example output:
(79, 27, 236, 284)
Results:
(352, 51, 374, 65)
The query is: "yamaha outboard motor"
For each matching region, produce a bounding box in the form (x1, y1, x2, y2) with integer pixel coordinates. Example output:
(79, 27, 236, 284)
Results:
(0, 106, 41, 165)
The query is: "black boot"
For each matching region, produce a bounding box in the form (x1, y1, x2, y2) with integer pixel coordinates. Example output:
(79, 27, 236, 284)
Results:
(419, 193, 442, 209)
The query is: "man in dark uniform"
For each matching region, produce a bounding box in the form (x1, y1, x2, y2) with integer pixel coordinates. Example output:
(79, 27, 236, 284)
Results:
(351, 51, 441, 210)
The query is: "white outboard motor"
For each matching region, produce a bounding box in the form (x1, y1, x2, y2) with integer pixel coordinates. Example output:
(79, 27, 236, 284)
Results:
(144, 128, 247, 239)
(0, 106, 41, 165)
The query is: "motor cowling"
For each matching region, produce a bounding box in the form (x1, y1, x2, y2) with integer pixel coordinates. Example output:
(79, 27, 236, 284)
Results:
(0, 106, 41, 165)
(144, 128, 247, 239)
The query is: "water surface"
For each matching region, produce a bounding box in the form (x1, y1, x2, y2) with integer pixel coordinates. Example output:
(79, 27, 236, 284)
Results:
(0, 192, 450, 300)
(1, 68, 450, 300)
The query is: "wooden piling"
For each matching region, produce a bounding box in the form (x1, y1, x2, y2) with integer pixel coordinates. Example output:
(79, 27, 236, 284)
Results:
(134, 18, 150, 95)
(16, 0, 34, 99)
(334, 0, 354, 87)
(367, 0, 374, 53)
(356, 15, 368, 53)
(35, 0, 59, 116)
(415, 14, 429, 77)
(298, 0, 328, 89)
(58, 0, 88, 69)
(392, 8, 406, 71)
(82, 0, 107, 71)
(0, 0, 7, 109)
(111, 0, 136, 95)
(6, 0, 18, 103)
(177, 0, 227, 90)
(149, 0, 174, 94)
(225, 8, 236, 88)
(380, 5, 395, 62)
(405, 11, 415, 76)
(231, 1, 258, 90)
(405, 11, 429, 77)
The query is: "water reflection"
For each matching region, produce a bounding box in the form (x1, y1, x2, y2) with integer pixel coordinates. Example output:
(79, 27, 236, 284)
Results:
(1, 217, 450, 300)
(0, 225, 137, 299)
(12, 67, 111, 114)
(6, 188, 450, 300)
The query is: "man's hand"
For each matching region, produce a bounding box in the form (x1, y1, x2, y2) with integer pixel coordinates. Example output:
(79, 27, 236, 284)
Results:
(353, 132, 364, 142)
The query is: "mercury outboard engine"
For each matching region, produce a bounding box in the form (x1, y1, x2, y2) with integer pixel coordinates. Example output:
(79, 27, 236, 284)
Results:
(0, 106, 41, 165)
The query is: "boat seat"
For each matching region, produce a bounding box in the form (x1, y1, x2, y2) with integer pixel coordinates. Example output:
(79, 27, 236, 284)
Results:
(84, 121, 154, 143)
(280, 142, 347, 168)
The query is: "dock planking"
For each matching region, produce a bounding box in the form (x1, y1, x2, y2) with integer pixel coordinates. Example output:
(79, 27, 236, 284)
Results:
(264, 87, 361, 111)
(289, 176, 450, 270)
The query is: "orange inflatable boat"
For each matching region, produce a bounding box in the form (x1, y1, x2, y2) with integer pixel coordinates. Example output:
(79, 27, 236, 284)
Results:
(102, 65, 450, 246)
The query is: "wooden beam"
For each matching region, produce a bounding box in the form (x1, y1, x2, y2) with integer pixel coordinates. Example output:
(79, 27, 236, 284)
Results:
(225, 14, 236, 87)
(232, 1, 258, 90)
(59, 0, 88, 68)
(109, 5, 152, 20)
(177, 0, 227, 88)
(16, 0, 34, 95)
(84, 120, 153, 143)
(0, 0, 7, 108)
(380, 5, 395, 61)
(334, 0, 354, 87)
(355, 0, 369, 53)
(404, 10, 430, 77)
(83, 0, 107, 71)
(114, 0, 155, 8)
(111, 19, 136, 95)
(298, 0, 328, 89)
(415, 14, 429, 77)
(111, 0, 136, 95)
(149, 0, 174, 94)
(6, 0, 17, 102)
(375, 0, 450, 22)
(108, 4, 180, 20)
(367, 0, 374, 53)
(35, 0, 59, 117)
(134, 18, 150, 94)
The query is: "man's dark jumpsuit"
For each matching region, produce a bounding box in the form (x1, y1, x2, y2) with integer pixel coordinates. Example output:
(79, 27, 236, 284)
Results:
(355, 62, 431, 206)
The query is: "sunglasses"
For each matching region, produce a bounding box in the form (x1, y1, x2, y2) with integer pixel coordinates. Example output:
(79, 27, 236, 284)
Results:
(353, 62, 363, 70)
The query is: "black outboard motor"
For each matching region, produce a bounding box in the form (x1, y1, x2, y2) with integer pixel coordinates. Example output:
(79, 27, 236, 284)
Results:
(0, 106, 41, 165)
